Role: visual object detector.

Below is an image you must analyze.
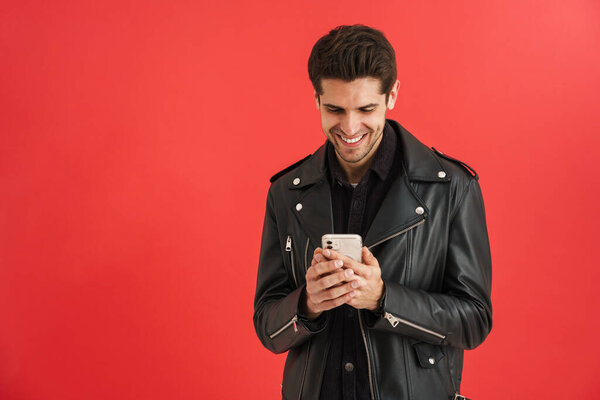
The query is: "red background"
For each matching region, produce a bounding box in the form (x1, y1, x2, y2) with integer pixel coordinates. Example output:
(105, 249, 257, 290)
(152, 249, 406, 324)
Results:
(1, 1, 600, 399)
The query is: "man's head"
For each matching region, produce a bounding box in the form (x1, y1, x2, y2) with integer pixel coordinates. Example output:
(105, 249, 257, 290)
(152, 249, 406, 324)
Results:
(308, 25, 397, 101)
(308, 25, 400, 181)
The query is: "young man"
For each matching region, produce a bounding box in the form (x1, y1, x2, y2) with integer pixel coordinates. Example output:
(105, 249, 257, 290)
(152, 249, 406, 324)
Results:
(254, 25, 492, 400)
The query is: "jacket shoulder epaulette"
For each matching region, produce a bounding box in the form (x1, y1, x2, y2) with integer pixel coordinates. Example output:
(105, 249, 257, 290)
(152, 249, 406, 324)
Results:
(269, 154, 311, 183)
(432, 147, 479, 180)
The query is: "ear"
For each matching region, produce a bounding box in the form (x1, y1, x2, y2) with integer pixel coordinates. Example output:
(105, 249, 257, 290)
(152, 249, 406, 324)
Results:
(386, 80, 401, 110)
(314, 90, 320, 110)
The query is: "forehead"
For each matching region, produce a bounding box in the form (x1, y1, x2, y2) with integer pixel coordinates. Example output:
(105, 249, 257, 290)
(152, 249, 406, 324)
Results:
(320, 77, 384, 107)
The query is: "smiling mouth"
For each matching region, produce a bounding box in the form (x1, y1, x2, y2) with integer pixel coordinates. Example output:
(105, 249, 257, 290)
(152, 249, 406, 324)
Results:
(337, 133, 367, 147)
(340, 134, 364, 143)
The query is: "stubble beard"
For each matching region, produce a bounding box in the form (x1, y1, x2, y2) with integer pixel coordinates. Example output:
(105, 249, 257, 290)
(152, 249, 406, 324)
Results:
(332, 127, 383, 165)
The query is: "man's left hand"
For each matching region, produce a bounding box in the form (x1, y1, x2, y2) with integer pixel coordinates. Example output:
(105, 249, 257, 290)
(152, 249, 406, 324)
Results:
(315, 246, 384, 311)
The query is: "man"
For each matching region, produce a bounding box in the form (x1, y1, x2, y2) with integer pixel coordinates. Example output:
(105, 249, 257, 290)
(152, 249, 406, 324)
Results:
(254, 25, 492, 400)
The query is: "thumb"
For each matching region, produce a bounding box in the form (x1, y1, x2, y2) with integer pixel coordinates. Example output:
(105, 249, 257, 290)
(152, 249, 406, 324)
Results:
(362, 247, 374, 265)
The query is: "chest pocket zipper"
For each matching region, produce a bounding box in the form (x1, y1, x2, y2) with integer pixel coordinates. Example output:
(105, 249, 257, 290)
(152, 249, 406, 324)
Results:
(286, 235, 299, 288)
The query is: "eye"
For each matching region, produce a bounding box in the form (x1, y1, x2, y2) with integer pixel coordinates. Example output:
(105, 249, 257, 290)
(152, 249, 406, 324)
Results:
(326, 108, 343, 114)
(360, 108, 375, 113)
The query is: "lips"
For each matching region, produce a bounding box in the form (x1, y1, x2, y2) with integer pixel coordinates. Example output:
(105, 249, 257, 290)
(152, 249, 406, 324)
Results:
(340, 134, 364, 144)
(337, 133, 367, 147)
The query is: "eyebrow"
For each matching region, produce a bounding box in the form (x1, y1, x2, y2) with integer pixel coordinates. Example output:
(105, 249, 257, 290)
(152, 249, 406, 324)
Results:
(323, 103, 379, 110)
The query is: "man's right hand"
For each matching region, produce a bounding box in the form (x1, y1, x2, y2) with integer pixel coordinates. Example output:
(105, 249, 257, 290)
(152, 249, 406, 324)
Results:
(302, 247, 363, 319)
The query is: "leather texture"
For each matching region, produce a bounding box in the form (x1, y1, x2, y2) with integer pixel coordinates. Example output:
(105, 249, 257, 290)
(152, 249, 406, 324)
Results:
(253, 120, 492, 400)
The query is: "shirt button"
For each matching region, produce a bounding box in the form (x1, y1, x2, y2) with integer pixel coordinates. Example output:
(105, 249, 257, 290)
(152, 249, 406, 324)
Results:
(415, 206, 424, 215)
(438, 171, 446, 179)
(344, 362, 354, 372)
(428, 357, 435, 365)
(293, 177, 300, 185)
(296, 203, 303, 211)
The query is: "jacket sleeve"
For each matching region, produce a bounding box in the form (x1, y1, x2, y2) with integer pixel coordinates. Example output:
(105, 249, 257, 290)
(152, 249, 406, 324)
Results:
(253, 188, 327, 354)
(365, 178, 492, 350)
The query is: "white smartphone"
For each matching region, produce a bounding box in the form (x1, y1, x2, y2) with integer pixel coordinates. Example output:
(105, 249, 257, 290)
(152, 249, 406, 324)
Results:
(321, 234, 363, 263)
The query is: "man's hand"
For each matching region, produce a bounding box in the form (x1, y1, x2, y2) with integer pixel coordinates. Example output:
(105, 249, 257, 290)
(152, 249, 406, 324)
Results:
(302, 246, 384, 319)
(318, 246, 384, 311)
(302, 247, 364, 319)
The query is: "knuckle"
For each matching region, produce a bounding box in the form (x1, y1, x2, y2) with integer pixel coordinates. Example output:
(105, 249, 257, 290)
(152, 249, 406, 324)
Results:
(322, 277, 335, 290)
(332, 286, 347, 298)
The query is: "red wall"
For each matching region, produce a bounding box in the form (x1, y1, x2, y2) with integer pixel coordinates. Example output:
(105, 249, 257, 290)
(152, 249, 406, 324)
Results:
(1, 1, 599, 398)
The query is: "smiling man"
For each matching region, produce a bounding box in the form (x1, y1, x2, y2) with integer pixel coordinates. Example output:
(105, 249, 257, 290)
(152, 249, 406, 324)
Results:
(254, 25, 492, 400)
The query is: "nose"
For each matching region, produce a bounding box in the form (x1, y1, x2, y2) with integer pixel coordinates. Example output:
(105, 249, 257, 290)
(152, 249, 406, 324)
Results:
(340, 112, 362, 136)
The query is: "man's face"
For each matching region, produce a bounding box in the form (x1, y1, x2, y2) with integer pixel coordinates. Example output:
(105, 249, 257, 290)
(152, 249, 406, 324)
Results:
(316, 77, 398, 171)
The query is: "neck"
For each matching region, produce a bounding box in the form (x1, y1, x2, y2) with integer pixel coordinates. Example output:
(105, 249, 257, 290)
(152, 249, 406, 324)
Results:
(337, 153, 375, 185)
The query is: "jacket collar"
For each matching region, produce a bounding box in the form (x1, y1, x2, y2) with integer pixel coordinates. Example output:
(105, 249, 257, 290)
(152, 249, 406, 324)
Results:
(391, 120, 449, 182)
(289, 119, 448, 191)
(288, 119, 447, 248)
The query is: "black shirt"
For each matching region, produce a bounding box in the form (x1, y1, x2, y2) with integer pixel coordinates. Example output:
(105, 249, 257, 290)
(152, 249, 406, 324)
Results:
(320, 122, 401, 400)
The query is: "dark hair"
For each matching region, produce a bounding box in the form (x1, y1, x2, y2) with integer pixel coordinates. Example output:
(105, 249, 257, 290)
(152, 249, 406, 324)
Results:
(308, 25, 397, 97)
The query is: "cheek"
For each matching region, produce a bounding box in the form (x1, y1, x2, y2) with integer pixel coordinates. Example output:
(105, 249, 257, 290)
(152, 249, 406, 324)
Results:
(320, 114, 338, 132)
(366, 113, 386, 132)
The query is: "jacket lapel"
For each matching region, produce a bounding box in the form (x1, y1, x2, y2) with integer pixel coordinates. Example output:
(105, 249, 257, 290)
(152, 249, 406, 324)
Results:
(294, 180, 334, 248)
(288, 145, 334, 248)
(363, 173, 427, 247)
(364, 120, 449, 247)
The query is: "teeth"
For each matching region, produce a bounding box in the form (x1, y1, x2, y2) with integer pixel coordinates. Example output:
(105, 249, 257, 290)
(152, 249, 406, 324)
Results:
(340, 135, 364, 144)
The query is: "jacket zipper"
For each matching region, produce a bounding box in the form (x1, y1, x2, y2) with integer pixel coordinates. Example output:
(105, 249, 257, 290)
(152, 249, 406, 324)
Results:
(358, 310, 376, 400)
(366, 219, 426, 249)
(359, 217, 427, 400)
(286, 235, 299, 288)
(384, 312, 446, 340)
(304, 237, 310, 273)
(269, 314, 298, 339)
(297, 237, 311, 400)
(298, 340, 310, 400)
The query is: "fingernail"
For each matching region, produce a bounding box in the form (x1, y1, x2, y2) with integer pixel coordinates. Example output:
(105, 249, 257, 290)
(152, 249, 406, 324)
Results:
(345, 269, 354, 278)
(335, 260, 343, 268)
(315, 254, 322, 262)
(351, 280, 359, 288)
(323, 249, 331, 257)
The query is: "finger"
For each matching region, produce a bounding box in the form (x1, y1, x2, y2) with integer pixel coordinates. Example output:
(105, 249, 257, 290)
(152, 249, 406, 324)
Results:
(310, 247, 323, 266)
(312, 259, 344, 277)
(348, 275, 367, 289)
(314, 290, 356, 311)
(323, 249, 371, 277)
(320, 276, 365, 303)
(318, 268, 354, 290)
(314, 280, 357, 303)
(305, 260, 343, 290)
(311, 253, 322, 266)
(362, 247, 378, 266)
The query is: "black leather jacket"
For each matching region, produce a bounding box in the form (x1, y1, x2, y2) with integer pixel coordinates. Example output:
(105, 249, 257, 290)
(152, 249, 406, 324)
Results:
(254, 120, 492, 400)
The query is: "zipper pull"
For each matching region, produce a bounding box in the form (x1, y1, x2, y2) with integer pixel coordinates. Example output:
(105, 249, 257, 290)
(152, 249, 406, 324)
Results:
(285, 236, 292, 252)
(293, 317, 298, 333)
(384, 312, 400, 328)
